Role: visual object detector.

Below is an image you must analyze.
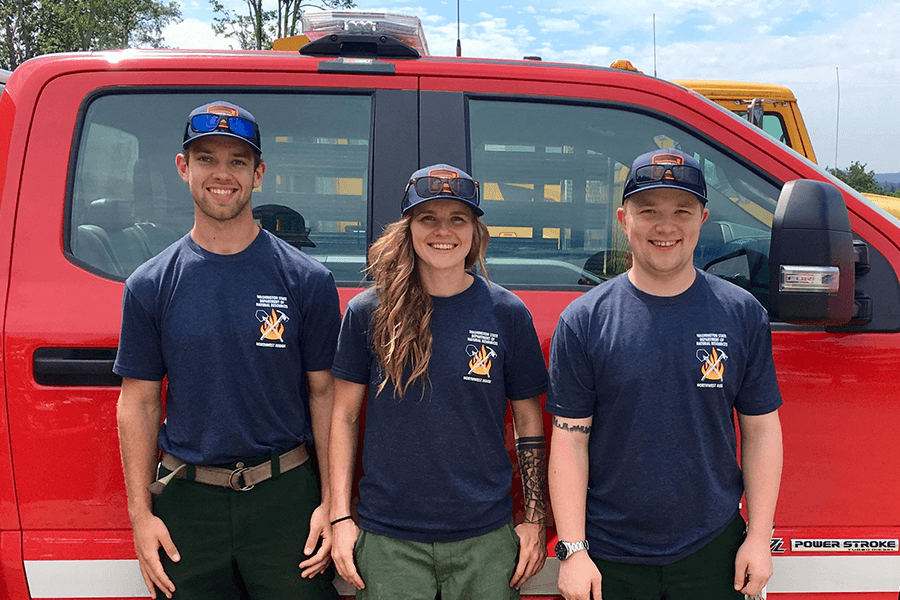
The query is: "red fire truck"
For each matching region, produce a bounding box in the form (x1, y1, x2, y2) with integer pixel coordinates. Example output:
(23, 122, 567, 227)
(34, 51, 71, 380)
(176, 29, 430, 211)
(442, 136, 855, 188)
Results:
(0, 12, 897, 599)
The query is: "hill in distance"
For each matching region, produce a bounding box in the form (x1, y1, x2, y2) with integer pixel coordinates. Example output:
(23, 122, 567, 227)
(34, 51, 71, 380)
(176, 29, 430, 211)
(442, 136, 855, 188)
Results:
(876, 173, 900, 186)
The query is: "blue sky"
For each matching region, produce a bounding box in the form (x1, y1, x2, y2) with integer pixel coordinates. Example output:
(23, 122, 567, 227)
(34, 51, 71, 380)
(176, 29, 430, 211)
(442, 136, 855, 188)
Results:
(164, 1, 900, 174)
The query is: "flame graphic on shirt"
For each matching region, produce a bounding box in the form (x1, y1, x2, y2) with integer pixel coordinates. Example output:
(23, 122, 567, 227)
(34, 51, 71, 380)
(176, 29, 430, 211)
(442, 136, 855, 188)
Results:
(468, 344, 493, 376)
(260, 309, 286, 341)
(700, 347, 726, 381)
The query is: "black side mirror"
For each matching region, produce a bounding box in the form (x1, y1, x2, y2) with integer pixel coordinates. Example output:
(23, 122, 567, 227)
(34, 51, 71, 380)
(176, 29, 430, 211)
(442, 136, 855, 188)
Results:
(769, 180, 855, 324)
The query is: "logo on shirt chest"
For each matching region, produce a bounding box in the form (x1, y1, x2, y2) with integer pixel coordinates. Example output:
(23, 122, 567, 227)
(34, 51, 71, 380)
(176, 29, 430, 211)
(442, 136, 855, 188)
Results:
(255, 295, 290, 349)
(696, 333, 728, 388)
(258, 309, 288, 341)
(462, 329, 499, 384)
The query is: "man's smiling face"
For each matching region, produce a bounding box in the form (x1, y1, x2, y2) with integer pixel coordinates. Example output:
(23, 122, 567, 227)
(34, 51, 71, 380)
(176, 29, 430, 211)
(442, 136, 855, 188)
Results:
(176, 136, 264, 224)
(617, 187, 709, 290)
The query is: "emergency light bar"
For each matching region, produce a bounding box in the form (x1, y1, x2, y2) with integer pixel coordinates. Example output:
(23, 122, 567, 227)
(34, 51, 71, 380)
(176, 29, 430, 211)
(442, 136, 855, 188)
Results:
(301, 11, 430, 57)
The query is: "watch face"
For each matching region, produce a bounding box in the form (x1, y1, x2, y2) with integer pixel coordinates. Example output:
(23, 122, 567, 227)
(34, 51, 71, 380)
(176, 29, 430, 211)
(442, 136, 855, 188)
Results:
(554, 540, 567, 560)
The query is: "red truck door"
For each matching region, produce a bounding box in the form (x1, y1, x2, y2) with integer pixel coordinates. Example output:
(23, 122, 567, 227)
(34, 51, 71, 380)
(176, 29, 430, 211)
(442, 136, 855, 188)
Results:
(415, 61, 900, 597)
(1, 57, 417, 598)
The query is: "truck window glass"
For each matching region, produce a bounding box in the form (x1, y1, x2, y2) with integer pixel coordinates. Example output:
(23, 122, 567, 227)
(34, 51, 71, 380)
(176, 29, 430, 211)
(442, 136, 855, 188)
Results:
(468, 99, 781, 308)
(735, 110, 790, 146)
(68, 93, 371, 283)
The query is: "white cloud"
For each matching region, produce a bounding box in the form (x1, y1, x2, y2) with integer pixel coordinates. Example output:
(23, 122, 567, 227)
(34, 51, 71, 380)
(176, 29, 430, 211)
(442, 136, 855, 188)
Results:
(418, 13, 446, 24)
(425, 16, 534, 59)
(162, 18, 232, 50)
(541, 18, 580, 33)
(177, 0, 206, 10)
(556, 45, 612, 65)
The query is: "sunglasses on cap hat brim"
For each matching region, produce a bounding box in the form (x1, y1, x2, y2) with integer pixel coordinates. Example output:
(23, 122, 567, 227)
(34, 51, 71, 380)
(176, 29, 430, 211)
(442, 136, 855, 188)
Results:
(633, 163, 703, 186)
(405, 175, 479, 201)
(189, 114, 257, 140)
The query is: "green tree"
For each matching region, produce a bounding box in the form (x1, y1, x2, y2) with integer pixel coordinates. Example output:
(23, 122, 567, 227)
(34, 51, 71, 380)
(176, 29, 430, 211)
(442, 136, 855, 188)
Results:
(211, 0, 355, 51)
(0, 0, 40, 69)
(0, 0, 181, 70)
(828, 161, 888, 195)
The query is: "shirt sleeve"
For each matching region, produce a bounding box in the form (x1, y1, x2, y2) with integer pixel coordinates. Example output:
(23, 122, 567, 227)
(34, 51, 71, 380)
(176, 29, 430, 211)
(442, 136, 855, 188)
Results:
(734, 305, 783, 416)
(300, 272, 342, 373)
(504, 303, 548, 401)
(113, 283, 166, 381)
(545, 313, 597, 419)
(330, 299, 373, 385)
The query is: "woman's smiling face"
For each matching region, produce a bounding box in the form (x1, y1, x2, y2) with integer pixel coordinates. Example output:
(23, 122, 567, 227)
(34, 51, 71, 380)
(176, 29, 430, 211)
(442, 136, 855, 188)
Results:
(410, 198, 475, 279)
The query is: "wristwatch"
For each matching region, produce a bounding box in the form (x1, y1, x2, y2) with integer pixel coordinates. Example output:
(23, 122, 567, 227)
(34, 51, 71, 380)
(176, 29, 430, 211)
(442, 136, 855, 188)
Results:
(555, 539, 589, 560)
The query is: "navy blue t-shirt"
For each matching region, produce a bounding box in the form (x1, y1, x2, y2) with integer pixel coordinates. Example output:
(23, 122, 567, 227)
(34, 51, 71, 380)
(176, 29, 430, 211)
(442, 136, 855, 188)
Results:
(114, 230, 341, 465)
(332, 276, 548, 542)
(546, 270, 782, 564)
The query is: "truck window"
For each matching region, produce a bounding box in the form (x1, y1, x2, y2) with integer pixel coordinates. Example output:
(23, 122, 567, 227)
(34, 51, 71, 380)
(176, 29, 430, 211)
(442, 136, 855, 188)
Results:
(469, 99, 780, 308)
(68, 92, 371, 283)
(735, 110, 791, 146)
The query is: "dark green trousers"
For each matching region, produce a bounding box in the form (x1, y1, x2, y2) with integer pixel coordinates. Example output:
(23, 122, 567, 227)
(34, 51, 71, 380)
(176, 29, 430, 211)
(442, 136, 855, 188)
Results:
(593, 515, 746, 600)
(153, 458, 338, 600)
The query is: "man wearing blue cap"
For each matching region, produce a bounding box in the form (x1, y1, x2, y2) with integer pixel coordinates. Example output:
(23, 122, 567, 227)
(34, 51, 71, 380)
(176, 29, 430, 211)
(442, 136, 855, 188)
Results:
(547, 148, 783, 600)
(115, 101, 340, 600)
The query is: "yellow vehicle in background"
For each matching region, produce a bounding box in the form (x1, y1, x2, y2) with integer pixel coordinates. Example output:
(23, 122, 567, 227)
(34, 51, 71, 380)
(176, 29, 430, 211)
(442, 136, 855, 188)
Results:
(669, 74, 900, 219)
(672, 80, 818, 163)
(609, 61, 819, 162)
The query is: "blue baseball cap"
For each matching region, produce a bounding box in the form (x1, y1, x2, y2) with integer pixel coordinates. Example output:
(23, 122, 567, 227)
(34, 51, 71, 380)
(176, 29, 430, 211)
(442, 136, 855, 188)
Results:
(401, 164, 483, 216)
(623, 148, 707, 205)
(183, 100, 262, 155)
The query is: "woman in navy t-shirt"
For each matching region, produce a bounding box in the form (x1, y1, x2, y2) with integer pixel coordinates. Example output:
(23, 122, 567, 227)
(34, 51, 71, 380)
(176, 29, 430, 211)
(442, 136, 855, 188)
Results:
(328, 164, 549, 600)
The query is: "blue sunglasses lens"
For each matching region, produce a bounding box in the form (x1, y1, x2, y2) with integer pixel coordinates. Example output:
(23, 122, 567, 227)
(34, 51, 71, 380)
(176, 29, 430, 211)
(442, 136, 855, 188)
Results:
(190, 114, 255, 138)
(226, 117, 254, 137)
(191, 114, 221, 132)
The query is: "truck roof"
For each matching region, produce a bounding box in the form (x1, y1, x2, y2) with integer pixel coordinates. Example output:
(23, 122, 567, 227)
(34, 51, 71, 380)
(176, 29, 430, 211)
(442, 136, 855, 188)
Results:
(11, 48, 670, 86)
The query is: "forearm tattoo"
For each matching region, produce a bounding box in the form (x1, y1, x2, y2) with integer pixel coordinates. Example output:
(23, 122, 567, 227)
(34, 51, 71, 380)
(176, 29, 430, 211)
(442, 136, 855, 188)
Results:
(552, 415, 592, 435)
(515, 436, 548, 526)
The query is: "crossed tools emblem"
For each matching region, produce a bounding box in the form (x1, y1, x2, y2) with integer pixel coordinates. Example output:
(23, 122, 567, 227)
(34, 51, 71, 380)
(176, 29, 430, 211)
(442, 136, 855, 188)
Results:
(257, 309, 290, 342)
(466, 344, 497, 376)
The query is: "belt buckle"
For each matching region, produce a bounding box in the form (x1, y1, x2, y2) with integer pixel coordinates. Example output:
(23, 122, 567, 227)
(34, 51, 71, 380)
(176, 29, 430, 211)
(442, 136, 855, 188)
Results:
(228, 467, 254, 491)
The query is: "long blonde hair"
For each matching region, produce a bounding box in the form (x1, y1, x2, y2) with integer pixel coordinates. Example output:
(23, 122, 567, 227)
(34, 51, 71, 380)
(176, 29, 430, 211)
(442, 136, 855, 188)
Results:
(367, 206, 489, 397)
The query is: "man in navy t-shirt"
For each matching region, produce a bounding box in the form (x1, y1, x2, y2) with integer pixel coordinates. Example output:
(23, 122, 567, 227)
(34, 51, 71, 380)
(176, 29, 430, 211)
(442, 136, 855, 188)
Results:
(114, 101, 340, 600)
(547, 148, 783, 600)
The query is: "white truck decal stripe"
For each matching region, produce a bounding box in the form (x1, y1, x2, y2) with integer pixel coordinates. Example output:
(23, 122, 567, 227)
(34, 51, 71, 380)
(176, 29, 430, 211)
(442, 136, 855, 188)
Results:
(23, 555, 900, 597)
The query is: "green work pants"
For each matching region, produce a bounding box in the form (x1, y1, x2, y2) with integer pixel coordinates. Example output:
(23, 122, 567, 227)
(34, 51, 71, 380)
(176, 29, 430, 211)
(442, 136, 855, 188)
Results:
(355, 522, 520, 600)
(153, 458, 338, 600)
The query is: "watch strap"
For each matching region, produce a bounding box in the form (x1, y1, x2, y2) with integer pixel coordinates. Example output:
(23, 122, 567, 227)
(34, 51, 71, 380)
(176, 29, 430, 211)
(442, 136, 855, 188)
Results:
(557, 539, 589, 559)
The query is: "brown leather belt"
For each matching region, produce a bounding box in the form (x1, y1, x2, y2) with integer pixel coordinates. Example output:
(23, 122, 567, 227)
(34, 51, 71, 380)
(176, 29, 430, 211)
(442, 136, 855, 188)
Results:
(148, 445, 309, 495)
